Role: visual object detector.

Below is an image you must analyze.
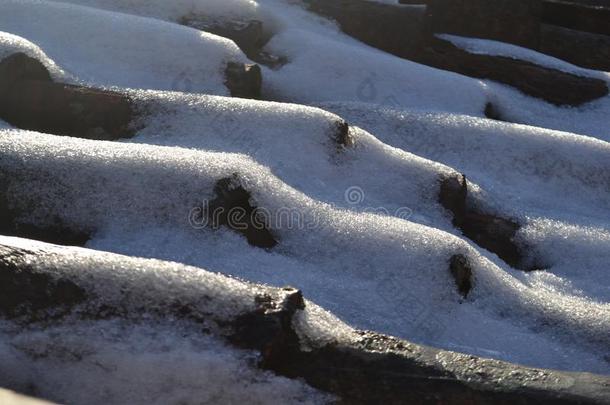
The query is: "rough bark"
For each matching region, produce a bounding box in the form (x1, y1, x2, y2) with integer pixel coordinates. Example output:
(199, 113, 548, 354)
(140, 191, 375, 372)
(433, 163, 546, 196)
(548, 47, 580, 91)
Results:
(449, 254, 473, 298)
(334, 120, 353, 148)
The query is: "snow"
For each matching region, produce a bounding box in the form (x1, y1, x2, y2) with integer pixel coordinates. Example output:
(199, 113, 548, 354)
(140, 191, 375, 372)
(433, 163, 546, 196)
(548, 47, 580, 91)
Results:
(1, 130, 609, 376)
(436, 34, 610, 140)
(322, 103, 610, 303)
(0, 0, 610, 402)
(262, 28, 489, 116)
(322, 103, 610, 218)
(0, 323, 328, 405)
(0, 32, 69, 82)
(0, 236, 333, 405)
(0, 389, 55, 405)
(438, 34, 610, 78)
(30, 0, 609, 138)
(254, 0, 609, 141)
(51, 0, 261, 22)
(0, 0, 246, 93)
(0, 234, 269, 321)
(128, 90, 452, 229)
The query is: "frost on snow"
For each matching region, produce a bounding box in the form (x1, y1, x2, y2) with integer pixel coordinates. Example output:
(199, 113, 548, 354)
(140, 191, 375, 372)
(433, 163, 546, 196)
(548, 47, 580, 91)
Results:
(0, 0, 609, 404)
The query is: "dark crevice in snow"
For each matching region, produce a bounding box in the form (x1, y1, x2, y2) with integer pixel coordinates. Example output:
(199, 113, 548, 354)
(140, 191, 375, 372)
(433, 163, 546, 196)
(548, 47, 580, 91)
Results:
(449, 254, 473, 298)
(206, 175, 278, 249)
(484, 102, 506, 121)
(439, 174, 535, 271)
(224, 62, 263, 99)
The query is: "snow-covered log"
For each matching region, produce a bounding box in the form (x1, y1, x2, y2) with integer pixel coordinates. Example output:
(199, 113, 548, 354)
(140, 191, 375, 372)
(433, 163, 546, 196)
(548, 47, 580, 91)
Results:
(304, 0, 608, 106)
(1, 237, 609, 404)
(0, 53, 135, 140)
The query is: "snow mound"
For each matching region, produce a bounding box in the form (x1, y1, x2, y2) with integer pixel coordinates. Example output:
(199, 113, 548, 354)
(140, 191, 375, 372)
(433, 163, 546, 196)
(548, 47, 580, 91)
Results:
(323, 102, 610, 303)
(1, 130, 609, 374)
(0, 0, 246, 93)
(49, 0, 261, 23)
(0, 0, 609, 391)
(0, 31, 69, 82)
(0, 236, 333, 405)
(263, 28, 489, 116)
(128, 90, 452, 228)
(256, 1, 610, 140)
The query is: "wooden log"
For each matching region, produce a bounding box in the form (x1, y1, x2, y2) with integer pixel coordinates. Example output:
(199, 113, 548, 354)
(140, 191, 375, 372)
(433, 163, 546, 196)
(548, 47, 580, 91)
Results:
(0, 53, 51, 85)
(303, 0, 608, 106)
(539, 24, 610, 71)
(0, 80, 135, 140)
(439, 174, 530, 270)
(542, 0, 610, 36)
(0, 139, 277, 250)
(426, 0, 543, 49)
(224, 62, 262, 99)
(1, 239, 609, 404)
(181, 18, 266, 60)
(304, 0, 427, 58)
(180, 17, 286, 68)
(0, 53, 135, 140)
(419, 37, 608, 106)
(207, 175, 278, 249)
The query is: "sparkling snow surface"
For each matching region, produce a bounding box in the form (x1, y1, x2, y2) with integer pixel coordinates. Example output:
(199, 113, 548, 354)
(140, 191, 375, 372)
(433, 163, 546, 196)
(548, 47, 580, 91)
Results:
(0, 0, 609, 402)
